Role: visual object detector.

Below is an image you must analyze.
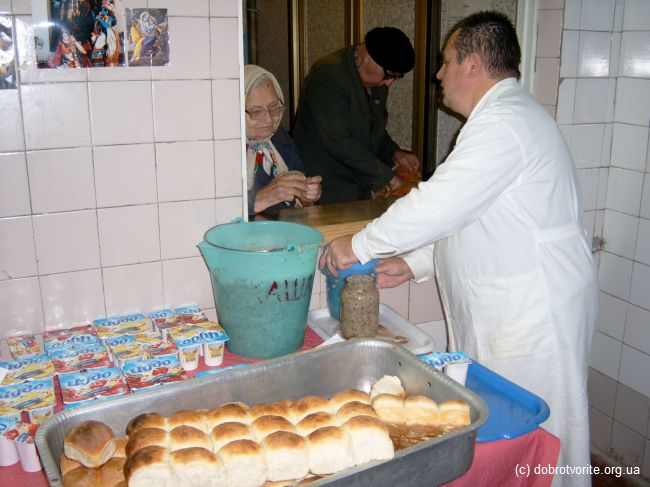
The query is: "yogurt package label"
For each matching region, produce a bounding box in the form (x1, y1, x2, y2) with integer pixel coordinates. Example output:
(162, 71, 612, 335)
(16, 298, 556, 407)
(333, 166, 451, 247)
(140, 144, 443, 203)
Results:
(0, 377, 56, 411)
(43, 325, 98, 352)
(59, 366, 128, 405)
(48, 343, 112, 373)
(174, 305, 208, 324)
(169, 322, 229, 348)
(0, 353, 55, 385)
(7, 334, 42, 358)
(418, 351, 472, 370)
(121, 356, 185, 390)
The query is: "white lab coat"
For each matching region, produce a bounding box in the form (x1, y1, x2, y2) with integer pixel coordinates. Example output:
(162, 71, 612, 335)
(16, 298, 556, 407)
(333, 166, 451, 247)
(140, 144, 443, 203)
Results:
(353, 78, 598, 486)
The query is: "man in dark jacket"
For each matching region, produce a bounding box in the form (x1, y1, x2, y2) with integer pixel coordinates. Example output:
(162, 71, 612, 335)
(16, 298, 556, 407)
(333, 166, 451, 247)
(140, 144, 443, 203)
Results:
(293, 27, 420, 204)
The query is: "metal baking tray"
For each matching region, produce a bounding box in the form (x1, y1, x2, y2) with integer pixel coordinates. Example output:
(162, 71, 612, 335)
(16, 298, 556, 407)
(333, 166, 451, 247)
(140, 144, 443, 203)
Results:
(36, 339, 488, 487)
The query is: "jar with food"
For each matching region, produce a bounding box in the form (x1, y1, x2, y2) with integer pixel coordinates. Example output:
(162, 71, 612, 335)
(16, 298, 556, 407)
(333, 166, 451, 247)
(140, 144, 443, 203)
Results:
(339, 274, 379, 339)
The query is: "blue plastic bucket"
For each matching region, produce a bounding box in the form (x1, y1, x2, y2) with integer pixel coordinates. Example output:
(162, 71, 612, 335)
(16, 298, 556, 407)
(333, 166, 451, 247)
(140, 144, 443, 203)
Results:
(198, 220, 323, 358)
(322, 259, 378, 320)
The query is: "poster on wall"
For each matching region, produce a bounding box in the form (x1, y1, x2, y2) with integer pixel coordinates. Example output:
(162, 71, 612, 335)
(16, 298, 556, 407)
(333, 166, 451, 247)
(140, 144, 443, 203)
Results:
(0, 17, 16, 88)
(124, 8, 169, 67)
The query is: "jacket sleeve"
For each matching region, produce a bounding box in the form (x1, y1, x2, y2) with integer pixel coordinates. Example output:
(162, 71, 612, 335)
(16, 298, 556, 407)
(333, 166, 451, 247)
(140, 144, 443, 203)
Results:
(304, 67, 394, 190)
(377, 129, 399, 166)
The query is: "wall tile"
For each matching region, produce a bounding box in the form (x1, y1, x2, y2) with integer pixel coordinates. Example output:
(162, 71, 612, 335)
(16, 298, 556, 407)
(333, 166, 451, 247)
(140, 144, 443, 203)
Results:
(0, 277, 43, 337)
(611, 421, 645, 466)
(577, 31, 612, 78)
(153, 80, 213, 142)
(636, 218, 650, 266)
(152, 17, 211, 80)
(574, 78, 610, 123)
(149, 0, 209, 16)
(563, 0, 581, 30)
(606, 167, 643, 216)
(408, 278, 444, 324)
(32, 210, 100, 275)
(589, 367, 618, 415)
(159, 199, 216, 260)
(619, 344, 650, 402)
(642, 178, 650, 220)
(580, 0, 615, 31)
(597, 168, 609, 209)
(27, 147, 95, 213)
(533, 58, 560, 106)
(577, 168, 599, 211)
(560, 30, 579, 78)
(378, 282, 409, 319)
(87, 66, 152, 83)
(210, 0, 239, 17)
(619, 32, 650, 79)
(21, 83, 91, 150)
(614, 383, 650, 436)
(103, 262, 164, 316)
(0, 152, 30, 217)
(162, 257, 214, 311)
(610, 33, 621, 76)
(537, 10, 563, 58)
(601, 124, 613, 167)
(611, 124, 648, 172)
(210, 17, 239, 79)
(11, 0, 30, 14)
(623, 0, 650, 31)
(214, 139, 244, 197)
(571, 124, 604, 169)
(598, 251, 633, 300)
(614, 78, 650, 126)
(0, 216, 37, 280)
(212, 79, 241, 140)
(157, 141, 215, 202)
(0, 0, 10, 13)
(597, 291, 627, 341)
(556, 78, 576, 124)
(603, 209, 638, 259)
(97, 205, 160, 267)
(89, 81, 154, 145)
(589, 407, 613, 453)
(630, 262, 650, 311)
(40, 269, 105, 329)
(624, 305, 650, 357)
(0, 90, 25, 152)
(589, 329, 623, 379)
(93, 144, 157, 207)
(215, 196, 243, 223)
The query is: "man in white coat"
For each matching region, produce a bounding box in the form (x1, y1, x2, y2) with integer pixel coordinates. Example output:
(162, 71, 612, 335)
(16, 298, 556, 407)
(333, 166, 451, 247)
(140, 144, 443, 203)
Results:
(321, 11, 598, 487)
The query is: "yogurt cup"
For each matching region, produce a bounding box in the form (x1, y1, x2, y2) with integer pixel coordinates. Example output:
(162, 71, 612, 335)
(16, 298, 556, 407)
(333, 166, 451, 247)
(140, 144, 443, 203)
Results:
(0, 437, 18, 466)
(26, 404, 54, 425)
(178, 344, 199, 371)
(16, 441, 41, 472)
(202, 341, 225, 367)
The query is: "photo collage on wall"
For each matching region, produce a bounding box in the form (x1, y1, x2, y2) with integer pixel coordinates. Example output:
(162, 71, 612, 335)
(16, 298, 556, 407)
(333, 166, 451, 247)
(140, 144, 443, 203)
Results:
(0, 16, 16, 89)
(31, 1, 169, 69)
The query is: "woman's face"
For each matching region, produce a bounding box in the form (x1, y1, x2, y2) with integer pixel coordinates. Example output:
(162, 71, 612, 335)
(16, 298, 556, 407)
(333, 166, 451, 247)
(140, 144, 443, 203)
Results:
(245, 80, 282, 142)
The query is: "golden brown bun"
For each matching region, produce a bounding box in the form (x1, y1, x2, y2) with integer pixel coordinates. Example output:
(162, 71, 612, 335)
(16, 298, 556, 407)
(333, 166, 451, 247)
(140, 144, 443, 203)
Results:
(60, 453, 81, 476)
(126, 413, 167, 436)
(290, 395, 330, 423)
(169, 425, 212, 452)
(169, 447, 226, 486)
(404, 395, 439, 426)
(205, 403, 251, 429)
(62, 465, 101, 487)
(210, 421, 255, 451)
(335, 401, 378, 423)
(166, 410, 208, 433)
(370, 375, 405, 399)
(218, 439, 267, 487)
(112, 437, 128, 458)
(438, 400, 471, 427)
(342, 415, 394, 465)
(251, 415, 295, 442)
(250, 402, 291, 421)
(371, 394, 405, 424)
(328, 389, 371, 412)
(124, 445, 172, 487)
(295, 412, 338, 437)
(306, 426, 353, 475)
(64, 421, 117, 468)
(99, 457, 126, 487)
(261, 431, 309, 482)
(125, 428, 168, 458)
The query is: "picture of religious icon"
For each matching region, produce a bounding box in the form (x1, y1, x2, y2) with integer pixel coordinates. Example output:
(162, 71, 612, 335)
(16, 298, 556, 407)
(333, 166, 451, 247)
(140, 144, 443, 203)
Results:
(125, 8, 169, 67)
(0, 17, 16, 89)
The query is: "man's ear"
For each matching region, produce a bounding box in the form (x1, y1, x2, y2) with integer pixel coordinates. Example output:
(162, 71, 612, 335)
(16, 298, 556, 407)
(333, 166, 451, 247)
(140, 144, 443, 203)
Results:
(465, 52, 484, 79)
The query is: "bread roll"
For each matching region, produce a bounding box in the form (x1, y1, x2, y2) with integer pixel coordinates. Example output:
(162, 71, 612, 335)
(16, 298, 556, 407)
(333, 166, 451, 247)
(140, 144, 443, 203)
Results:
(290, 395, 330, 423)
(335, 401, 378, 423)
(167, 410, 208, 433)
(64, 421, 117, 468)
(261, 431, 309, 482)
(306, 426, 353, 475)
(295, 412, 338, 436)
(218, 439, 267, 487)
(251, 415, 295, 442)
(170, 447, 226, 487)
(250, 402, 291, 421)
(124, 445, 172, 487)
(205, 403, 251, 429)
(125, 428, 168, 458)
(60, 453, 81, 476)
(328, 389, 371, 412)
(126, 413, 168, 436)
(371, 394, 405, 424)
(99, 457, 126, 487)
(210, 422, 255, 451)
(404, 395, 439, 426)
(438, 400, 470, 427)
(342, 416, 394, 465)
(113, 437, 128, 458)
(62, 465, 101, 487)
(370, 375, 405, 399)
(169, 425, 212, 452)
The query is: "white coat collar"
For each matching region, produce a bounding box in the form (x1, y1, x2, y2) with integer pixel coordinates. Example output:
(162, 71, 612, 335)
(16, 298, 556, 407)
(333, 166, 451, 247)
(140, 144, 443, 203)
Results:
(466, 77, 520, 123)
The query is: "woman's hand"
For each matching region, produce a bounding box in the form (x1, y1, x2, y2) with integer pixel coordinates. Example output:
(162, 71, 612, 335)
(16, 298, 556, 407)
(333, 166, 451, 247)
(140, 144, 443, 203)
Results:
(301, 175, 322, 204)
(253, 171, 308, 213)
(374, 257, 414, 288)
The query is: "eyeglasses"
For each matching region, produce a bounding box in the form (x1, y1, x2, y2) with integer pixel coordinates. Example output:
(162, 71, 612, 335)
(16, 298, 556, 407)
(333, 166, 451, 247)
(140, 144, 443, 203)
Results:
(245, 102, 285, 121)
(382, 68, 404, 81)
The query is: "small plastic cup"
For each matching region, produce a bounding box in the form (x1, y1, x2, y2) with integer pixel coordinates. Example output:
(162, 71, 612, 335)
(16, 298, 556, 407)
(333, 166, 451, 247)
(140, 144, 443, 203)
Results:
(445, 362, 469, 386)
(179, 344, 200, 371)
(202, 341, 224, 367)
(0, 438, 19, 466)
(16, 441, 41, 472)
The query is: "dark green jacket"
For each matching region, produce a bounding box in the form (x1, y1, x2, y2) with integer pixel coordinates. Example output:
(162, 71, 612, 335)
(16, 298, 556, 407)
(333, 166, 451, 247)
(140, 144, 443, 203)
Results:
(293, 46, 399, 204)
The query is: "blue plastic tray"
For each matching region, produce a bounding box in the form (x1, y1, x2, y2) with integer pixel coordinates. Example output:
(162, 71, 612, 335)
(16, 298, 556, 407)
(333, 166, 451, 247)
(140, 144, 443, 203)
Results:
(465, 361, 550, 442)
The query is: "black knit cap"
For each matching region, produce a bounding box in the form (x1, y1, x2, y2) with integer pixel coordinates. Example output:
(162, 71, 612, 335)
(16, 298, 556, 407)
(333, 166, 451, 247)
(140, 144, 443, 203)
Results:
(364, 27, 415, 75)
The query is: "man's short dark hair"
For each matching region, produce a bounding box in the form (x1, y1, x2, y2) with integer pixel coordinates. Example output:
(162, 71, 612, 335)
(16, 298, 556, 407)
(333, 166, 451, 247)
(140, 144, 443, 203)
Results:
(450, 11, 521, 80)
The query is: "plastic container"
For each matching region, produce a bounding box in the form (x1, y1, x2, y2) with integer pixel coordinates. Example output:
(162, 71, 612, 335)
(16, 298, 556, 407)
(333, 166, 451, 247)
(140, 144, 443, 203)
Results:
(178, 344, 200, 371)
(16, 441, 41, 472)
(323, 259, 378, 320)
(339, 275, 379, 338)
(198, 220, 323, 359)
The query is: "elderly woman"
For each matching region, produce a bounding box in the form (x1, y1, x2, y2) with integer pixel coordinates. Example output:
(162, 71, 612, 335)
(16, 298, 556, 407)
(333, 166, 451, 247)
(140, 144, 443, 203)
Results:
(245, 65, 321, 215)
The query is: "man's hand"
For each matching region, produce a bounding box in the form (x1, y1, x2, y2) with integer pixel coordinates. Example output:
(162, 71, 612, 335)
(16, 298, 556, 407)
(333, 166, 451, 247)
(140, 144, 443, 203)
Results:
(393, 149, 420, 174)
(375, 257, 414, 288)
(254, 171, 308, 213)
(318, 235, 357, 276)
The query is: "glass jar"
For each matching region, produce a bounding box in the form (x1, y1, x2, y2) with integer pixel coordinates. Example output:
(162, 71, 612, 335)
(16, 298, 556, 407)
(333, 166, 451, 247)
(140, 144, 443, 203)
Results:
(339, 274, 379, 339)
